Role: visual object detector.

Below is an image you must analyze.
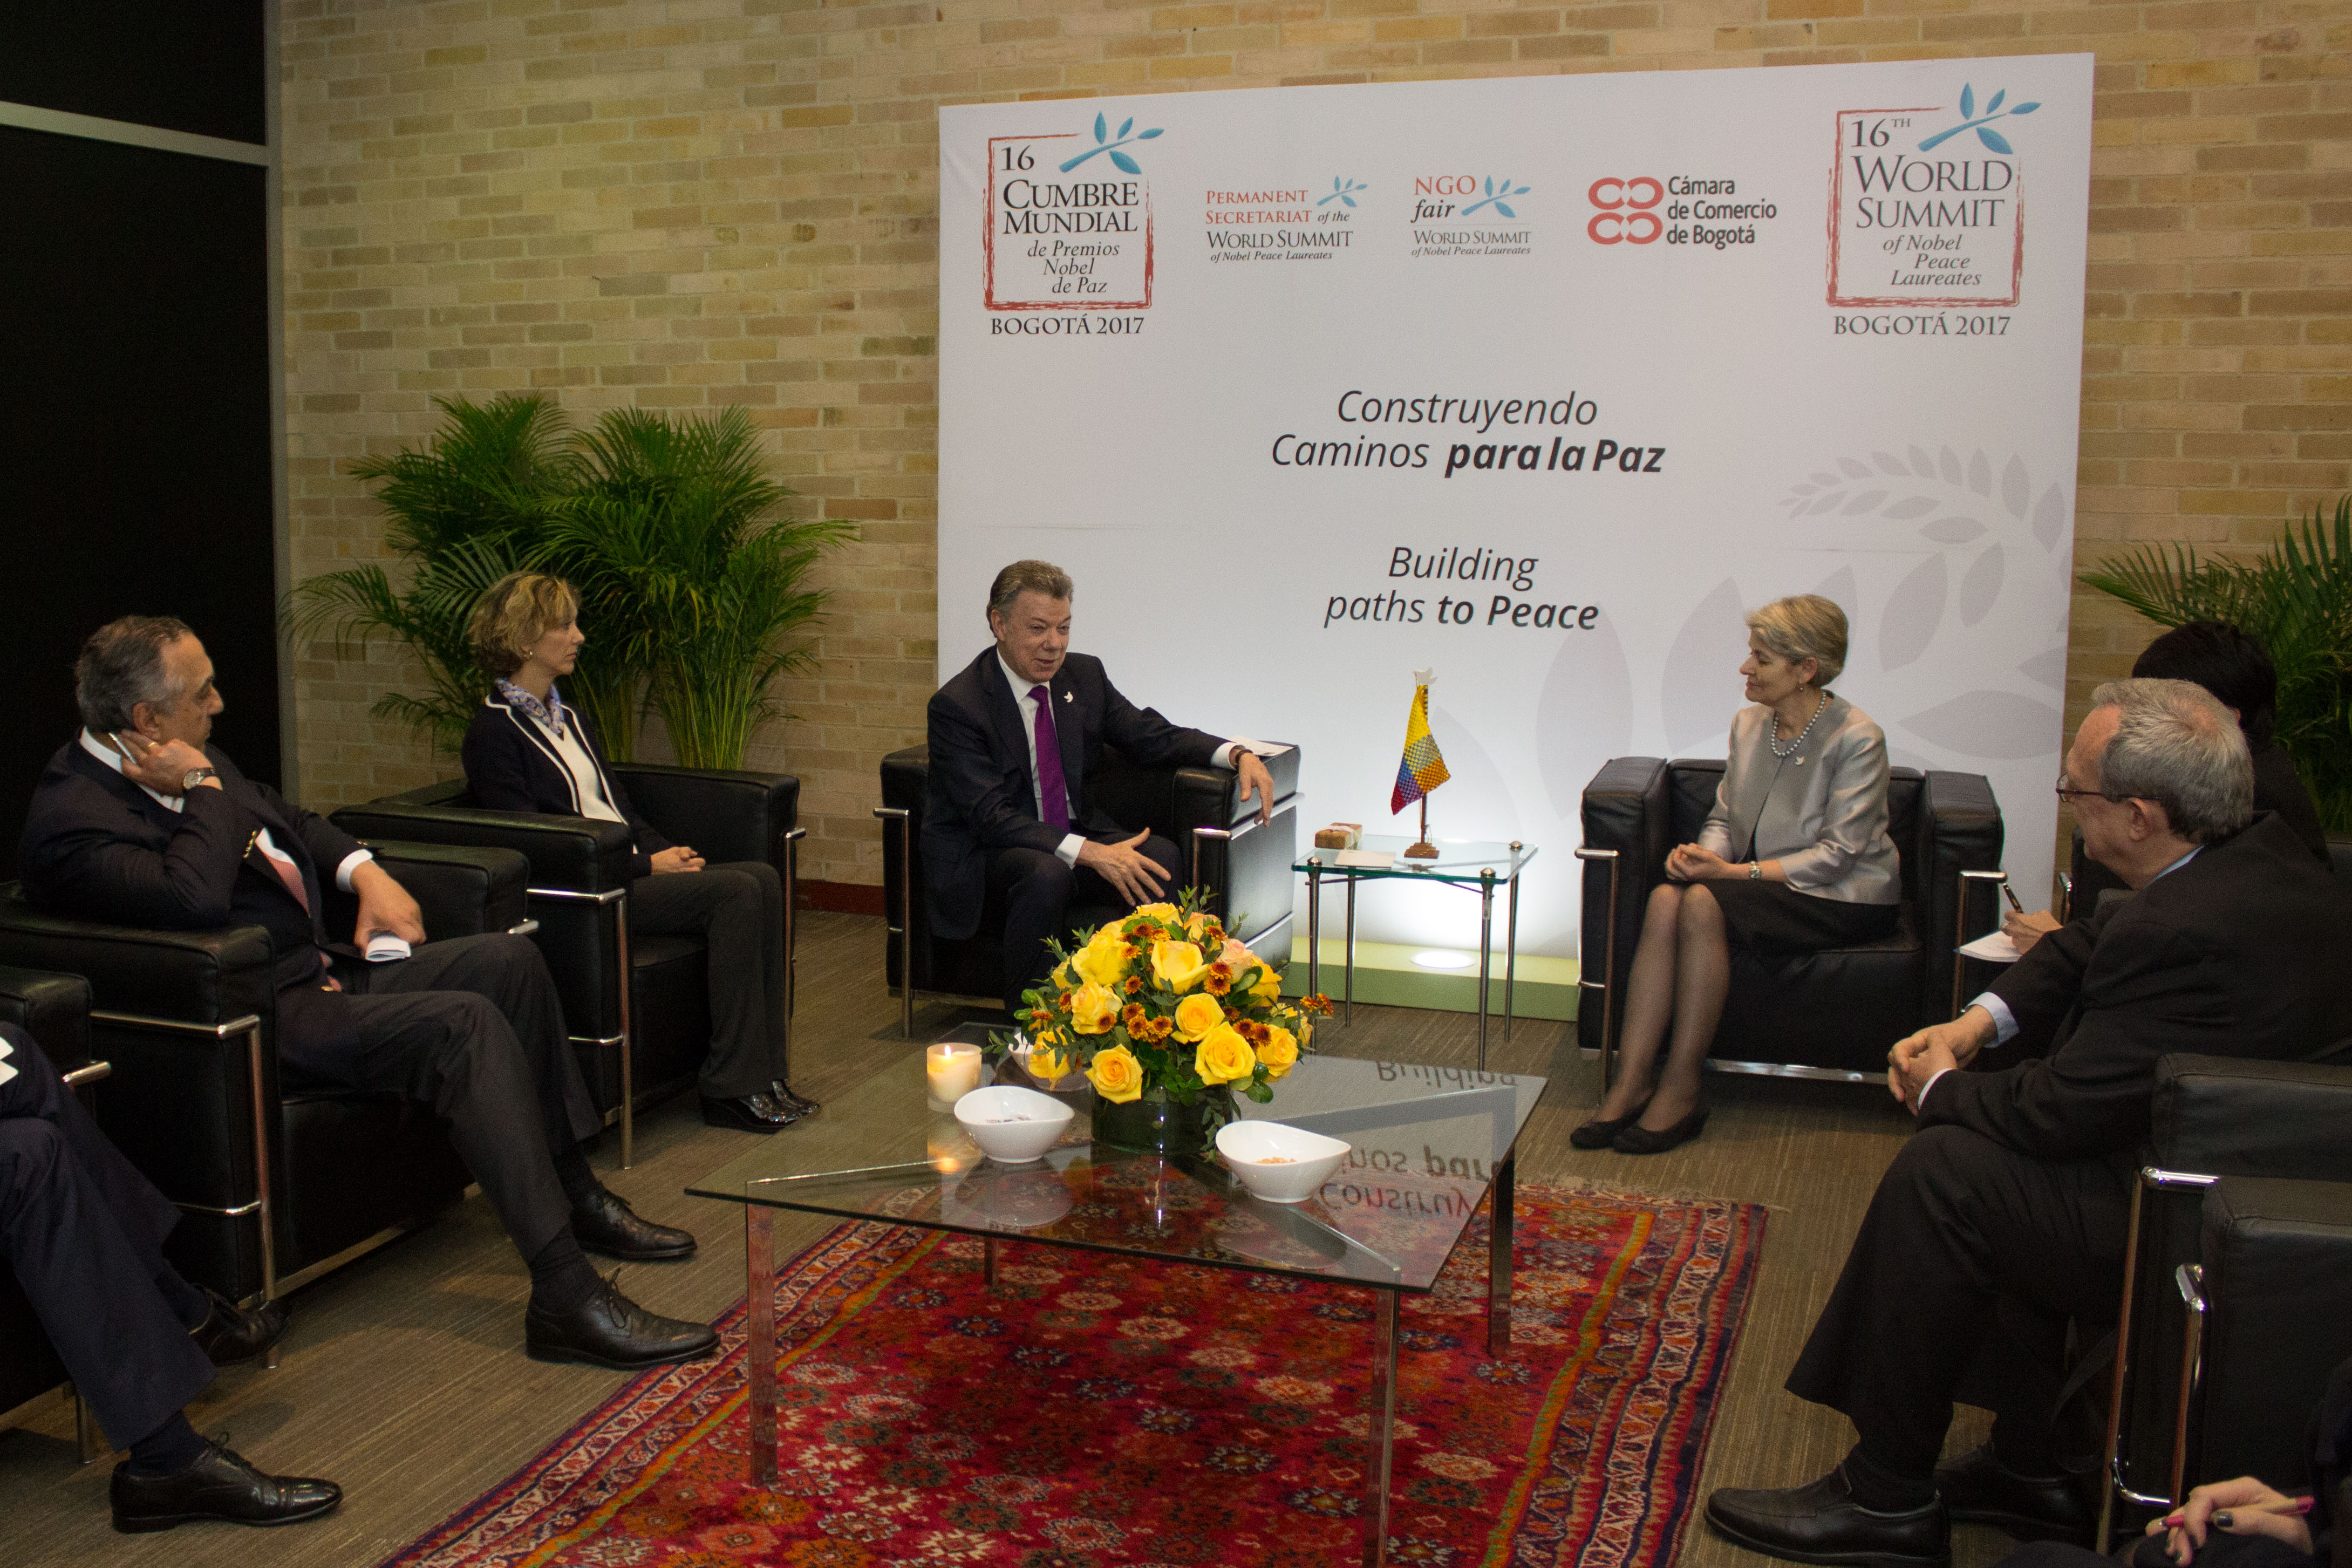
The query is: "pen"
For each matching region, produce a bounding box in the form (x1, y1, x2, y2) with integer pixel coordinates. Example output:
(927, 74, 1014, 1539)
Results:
(2000, 881, 2024, 915)
(2213, 1498, 2315, 1529)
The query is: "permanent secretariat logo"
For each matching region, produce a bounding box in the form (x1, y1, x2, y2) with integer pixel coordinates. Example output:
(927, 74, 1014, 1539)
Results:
(985, 115, 1167, 317)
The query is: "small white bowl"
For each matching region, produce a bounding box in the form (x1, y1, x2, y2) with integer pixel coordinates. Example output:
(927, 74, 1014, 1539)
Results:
(953, 1086, 1075, 1163)
(1216, 1120, 1350, 1204)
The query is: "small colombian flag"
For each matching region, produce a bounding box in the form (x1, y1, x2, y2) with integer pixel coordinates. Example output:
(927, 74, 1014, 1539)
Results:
(1390, 668, 1452, 814)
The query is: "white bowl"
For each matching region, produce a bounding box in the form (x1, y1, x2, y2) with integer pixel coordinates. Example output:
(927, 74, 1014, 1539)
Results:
(953, 1086, 1075, 1163)
(1216, 1120, 1351, 1204)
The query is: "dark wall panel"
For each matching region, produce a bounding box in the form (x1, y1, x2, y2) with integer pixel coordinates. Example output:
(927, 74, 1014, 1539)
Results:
(0, 125, 279, 877)
(0, 4, 266, 146)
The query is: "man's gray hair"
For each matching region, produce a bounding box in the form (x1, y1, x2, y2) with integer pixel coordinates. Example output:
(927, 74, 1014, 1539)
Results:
(75, 616, 195, 732)
(987, 560, 1073, 621)
(2086, 677, 2254, 844)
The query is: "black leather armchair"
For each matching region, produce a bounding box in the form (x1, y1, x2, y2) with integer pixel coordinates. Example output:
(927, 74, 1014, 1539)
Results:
(2097, 1053, 2352, 1547)
(0, 841, 524, 1307)
(875, 742, 1302, 1036)
(329, 763, 803, 1166)
(1576, 759, 2005, 1080)
(0, 964, 106, 1457)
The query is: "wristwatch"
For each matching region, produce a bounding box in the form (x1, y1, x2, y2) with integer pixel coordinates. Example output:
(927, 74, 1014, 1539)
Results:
(182, 767, 217, 792)
(1748, 862, 1762, 881)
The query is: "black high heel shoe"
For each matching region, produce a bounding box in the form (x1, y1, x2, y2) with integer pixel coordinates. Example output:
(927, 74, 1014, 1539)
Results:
(1612, 1105, 1709, 1155)
(1570, 1105, 1649, 1149)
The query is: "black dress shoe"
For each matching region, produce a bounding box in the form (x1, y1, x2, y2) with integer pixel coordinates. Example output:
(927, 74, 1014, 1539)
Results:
(770, 1079, 821, 1115)
(1570, 1107, 1648, 1150)
(572, 1187, 697, 1262)
(1614, 1105, 1710, 1155)
(1933, 1443, 2092, 1542)
(111, 1440, 342, 1533)
(1706, 1466, 1949, 1568)
(525, 1273, 721, 1371)
(701, 1089, 800, 1134)
(189, 1287, 290, 1367)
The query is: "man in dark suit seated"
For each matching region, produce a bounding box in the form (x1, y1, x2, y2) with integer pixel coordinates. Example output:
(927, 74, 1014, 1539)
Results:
(925, 560, 1277, 1016)
(2, 1022, 337, 1531)
(18, 617, 719, 1372)
(1706, 678, 2352, 1568)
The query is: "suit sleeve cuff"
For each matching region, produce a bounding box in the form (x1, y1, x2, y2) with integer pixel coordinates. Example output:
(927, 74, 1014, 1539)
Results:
(1970, 992, 2019, 1044)
(336, 849, 374, 893)
(1056, 834, 1085, 868)
(1917, 1066, 1955, 1110)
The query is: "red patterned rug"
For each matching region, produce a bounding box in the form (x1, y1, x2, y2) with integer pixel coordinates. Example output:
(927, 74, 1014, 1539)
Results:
(381, 1184, 1764, 1568)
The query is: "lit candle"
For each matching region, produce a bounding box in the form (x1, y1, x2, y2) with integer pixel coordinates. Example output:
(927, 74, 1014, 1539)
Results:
(925, 1043, 983, 1108)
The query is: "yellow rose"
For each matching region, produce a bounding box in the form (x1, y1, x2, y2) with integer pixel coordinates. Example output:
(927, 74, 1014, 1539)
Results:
(1073, 929, 1128, 989)
(1087, 1044, 1144, 1103)
(1029, 1042, 1072, 1081)
(1171, 992, 1225, 1042)
(1050, 959, 1077, 991)
(1194, 1024, 1257, 1086)
(1151, 940, 1213, 992)
(1249, 960, 1284, 1004)
(1256, 1024, 1299, 1079)
(1132, 902, 1180, 925)
(1068, 983, 1118, 1035)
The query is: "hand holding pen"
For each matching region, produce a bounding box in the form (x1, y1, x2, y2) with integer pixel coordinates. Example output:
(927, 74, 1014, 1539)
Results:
(2148, 1477, 2316, 1564)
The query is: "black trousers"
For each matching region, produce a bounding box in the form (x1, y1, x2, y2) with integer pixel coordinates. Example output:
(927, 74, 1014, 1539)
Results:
(1784, 1122, 2131, 1487)
(0, 1030, 215, 1448)
(985, 831, 1181, 1015)
(279, 932, 601, 1262)
(628, 862, 787, 1098)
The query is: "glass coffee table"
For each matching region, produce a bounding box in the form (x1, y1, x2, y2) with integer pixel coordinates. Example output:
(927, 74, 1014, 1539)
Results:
(1298, 834, 1538, 1066)
(687, 1051, 1547, 1568)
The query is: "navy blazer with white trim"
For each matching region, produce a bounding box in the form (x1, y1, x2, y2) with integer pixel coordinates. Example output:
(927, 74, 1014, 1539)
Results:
(461, 692, 673, 880)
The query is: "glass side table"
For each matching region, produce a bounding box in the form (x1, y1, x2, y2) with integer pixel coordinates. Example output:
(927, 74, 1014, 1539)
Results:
(1294, 835, 1536, 1068)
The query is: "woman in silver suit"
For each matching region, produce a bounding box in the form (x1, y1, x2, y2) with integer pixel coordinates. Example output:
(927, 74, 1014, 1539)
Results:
(1575, 594, 1901, 1154)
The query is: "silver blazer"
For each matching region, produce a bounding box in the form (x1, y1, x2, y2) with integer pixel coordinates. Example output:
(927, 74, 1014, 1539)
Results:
(1695, 694, 1901, 905)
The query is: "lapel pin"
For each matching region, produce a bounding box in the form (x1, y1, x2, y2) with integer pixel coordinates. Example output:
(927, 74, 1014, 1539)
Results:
(1063, 691, 1073, 703)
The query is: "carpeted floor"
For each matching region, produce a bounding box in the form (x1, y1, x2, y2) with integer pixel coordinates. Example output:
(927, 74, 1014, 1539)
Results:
(381, 1185, 1767, 1568)
(0, 909, 2009, 1568)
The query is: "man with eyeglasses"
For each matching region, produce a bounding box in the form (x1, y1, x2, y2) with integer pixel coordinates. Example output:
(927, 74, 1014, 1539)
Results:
(1708, 678, 2352, 1568)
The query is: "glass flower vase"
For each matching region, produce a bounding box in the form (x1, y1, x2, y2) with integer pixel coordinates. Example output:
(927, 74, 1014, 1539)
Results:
(1089, 1084, 1236, 1156)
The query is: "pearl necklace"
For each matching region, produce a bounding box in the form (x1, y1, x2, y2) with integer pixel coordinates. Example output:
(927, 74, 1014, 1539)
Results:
(1769, 691, 1829, 761)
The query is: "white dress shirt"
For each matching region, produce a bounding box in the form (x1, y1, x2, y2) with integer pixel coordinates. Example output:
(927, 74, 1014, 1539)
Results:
(996, 653, 1256, 868)
(1920, 846, 2204, 1109)
(80, 730, 373, 895)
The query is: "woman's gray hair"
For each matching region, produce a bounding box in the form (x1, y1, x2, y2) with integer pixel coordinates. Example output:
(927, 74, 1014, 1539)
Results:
(1745, 594, 1849, 687)
(75, 615, 195, 732)
(987, 560, 1074, 621)
(2087, 677, 2254, 844)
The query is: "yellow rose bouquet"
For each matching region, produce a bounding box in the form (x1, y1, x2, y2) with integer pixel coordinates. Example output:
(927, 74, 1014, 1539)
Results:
(991, 890, 1332, 1151)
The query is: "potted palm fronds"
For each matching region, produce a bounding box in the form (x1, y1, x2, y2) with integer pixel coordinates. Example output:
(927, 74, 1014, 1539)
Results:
(2080, 497, 2352, 830)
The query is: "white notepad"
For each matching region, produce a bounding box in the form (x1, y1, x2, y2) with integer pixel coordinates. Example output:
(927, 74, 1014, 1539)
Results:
(1956, 930, 2022, 964)
(1335, 849, 1395, 870)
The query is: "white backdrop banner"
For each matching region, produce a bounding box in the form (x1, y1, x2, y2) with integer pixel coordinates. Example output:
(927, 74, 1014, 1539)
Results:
(938, 57, 2095, 963)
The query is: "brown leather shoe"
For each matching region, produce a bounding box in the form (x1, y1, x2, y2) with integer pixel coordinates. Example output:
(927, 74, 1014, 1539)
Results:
(111, 1440, 341, 1533)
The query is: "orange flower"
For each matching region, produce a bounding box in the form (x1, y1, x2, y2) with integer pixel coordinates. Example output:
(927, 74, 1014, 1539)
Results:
(1121, 1002, 1149, 1031)
(1204, 964, 1232, 997)
(1143, 1015, 1174, 1041)
(1124, 975, 1144, 995)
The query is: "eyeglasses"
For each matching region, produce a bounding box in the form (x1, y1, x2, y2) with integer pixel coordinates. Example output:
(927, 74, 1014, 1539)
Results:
(2054, 774, 2122, 805)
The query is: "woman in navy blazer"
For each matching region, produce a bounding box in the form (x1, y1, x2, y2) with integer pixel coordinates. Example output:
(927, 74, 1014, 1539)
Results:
(461, 573, 814, 1134)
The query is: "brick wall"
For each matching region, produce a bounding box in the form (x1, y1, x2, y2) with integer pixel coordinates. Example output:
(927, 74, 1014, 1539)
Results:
(280, 0, 2350, 885)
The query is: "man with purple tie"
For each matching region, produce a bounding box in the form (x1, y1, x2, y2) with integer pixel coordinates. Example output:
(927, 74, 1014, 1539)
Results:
(923, 560, 1278, 1017)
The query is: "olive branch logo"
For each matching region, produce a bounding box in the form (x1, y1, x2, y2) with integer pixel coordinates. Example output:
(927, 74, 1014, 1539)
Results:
(1917, 85, 2041, 155)
(1058, 113, 1165, 175)
(1460, 176, 1531, 219)
(1318, 177, 1368, 209)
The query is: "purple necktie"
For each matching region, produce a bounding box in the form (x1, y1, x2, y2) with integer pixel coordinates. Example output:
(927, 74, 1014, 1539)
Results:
(1030, 685, 1072, 830)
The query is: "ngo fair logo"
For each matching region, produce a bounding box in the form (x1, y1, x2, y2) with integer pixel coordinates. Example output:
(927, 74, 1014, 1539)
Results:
(1408, 174, 1535, 258)
(984, 115, 1165, 321)
(1587, 177, 1664, 244)
(1410, 174, 1531, 223)
(1828, 81, 2037, 312)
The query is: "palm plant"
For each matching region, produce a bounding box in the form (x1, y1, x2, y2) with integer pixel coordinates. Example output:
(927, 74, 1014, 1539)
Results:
(540, 406, 850, 769)
(2079, 497, 2352, 830)
(286, 395, 574, 754)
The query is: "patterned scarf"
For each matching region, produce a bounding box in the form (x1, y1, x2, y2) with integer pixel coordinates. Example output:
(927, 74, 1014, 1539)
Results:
(496, 678, 568, 741)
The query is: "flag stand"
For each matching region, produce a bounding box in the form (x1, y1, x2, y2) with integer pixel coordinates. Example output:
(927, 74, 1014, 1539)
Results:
(1405, 796, 1439, 860)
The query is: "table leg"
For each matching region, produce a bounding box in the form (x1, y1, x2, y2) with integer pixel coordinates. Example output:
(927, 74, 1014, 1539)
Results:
(1503, 861, 1521, 1044)
(1487, 1151, 1515, 1358)
(1476, 868, 1495, 1072)
(984, 1234, 1001, 1290)
(1362, 1287, 1398, 1568)
(1343, 874, 1357, 1029)
(746, 1205, 777, 1487)
(1307, 867, 1322, 1003)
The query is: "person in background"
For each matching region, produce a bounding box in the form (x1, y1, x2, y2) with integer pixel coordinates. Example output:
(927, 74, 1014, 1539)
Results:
(2006, 619, 2329, 954)
(1573, 594, 1900, 1155)
(2, 1024, 337, 1533)
(461, 572, 816, 1136)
